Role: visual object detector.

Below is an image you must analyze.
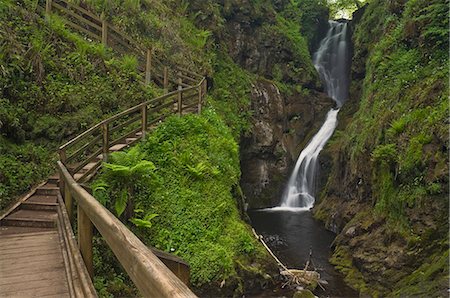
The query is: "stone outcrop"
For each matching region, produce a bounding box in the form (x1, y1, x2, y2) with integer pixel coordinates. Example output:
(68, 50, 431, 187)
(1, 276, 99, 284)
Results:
(240, 80, 332, 208)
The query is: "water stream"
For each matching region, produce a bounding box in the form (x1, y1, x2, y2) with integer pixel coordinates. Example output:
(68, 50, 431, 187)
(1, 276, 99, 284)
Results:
(250, 21, 354, 296)
(281, 20, 350, 208)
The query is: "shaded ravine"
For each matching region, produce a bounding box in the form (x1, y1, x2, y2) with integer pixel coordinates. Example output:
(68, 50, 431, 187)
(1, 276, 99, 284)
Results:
(282, 20, 350, 208)
(249, 21, 356, 296)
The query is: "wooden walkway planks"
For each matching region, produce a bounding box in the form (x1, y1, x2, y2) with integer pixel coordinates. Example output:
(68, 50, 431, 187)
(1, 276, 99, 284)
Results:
(0, 231, 70, 297)
(0, 181, 73, 298)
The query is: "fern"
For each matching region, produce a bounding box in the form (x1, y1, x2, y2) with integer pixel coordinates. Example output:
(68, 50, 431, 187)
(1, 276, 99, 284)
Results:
(130, 213, 158, 229)
(114, 189, 128, 217)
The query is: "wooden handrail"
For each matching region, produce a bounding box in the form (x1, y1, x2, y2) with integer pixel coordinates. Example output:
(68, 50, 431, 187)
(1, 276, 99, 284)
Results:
(58, 162, 197, 298)
(40, 1, 209, 294)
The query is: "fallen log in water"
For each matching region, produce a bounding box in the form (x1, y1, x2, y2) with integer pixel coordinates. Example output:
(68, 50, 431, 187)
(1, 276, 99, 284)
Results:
(251, 228, 325, 291)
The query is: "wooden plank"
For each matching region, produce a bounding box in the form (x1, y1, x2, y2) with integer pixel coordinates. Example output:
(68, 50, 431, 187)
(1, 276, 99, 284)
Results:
(1, 283, 69, 297)
(175, 66, 203, 79)
(108, 30, 137, 54)
(56, 195, 97, 297)
(107, 23, 144, 54)
(76, 160, 102, 183)
(0, 181, 46, 221)
(59, 162, 197, 298)
(178, 73, 198, 83)
(62, 17, 101, 41)
(109, 114, 141, 134)
(71, 147, 103, 174)
(109, 126, 142, 148)
(78, 205, 93, 278)
(66, 134, 102, 164)
(52, 1, 101, 31)
(0, 269, 69, 286)
(56, 0, 101, 23)
(60, 123, 100, 151)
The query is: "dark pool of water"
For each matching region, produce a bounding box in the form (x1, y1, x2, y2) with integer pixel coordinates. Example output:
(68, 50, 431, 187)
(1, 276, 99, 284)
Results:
(248, 208, 358, 297)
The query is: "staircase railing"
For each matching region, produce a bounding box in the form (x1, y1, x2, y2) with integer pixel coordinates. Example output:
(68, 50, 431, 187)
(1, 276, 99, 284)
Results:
(34, 0, 209, 296)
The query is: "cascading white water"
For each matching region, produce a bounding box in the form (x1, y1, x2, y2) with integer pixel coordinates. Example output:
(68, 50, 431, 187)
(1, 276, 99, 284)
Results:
(280, 20, 350, 209)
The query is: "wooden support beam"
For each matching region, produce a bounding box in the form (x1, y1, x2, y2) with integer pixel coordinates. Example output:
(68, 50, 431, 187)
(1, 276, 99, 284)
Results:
(177, 76, 183, 116)
(45, 0, 52, 14)
(65, 186, 73, 225)
(101, 14, 108, 46)
(102, 123, 109, 162)
(163, 67, 169, 93)
(57, 162, 197, 297)
(145, 49, 152, 84)
(141, 105, 148, 139)
(59, 148, 67, 200)
(198, 84, 202, 114)
(78, 205, 94, 279)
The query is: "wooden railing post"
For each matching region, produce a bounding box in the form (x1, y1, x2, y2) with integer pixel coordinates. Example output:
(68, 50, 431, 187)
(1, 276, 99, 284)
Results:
(59, 148, 67, 199)
(45, 0, 52, 14)
(141, 105, 148, 139)
(177, 75, 182, 116)
(101, 13, 108, 46)
(145, 49, 152, 84)
(198, 83, 202, 114)
(78, 205, 94, 279)
(102, 123, 109, 162)
(65, 186, 73, 225)
(163, 67, 169, 93)
(203, 78, 207, 96)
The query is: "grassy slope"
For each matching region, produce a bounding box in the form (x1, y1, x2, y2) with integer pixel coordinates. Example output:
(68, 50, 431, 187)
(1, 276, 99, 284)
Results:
(316, 0, 449, 295)
(0, 0, 154, 209)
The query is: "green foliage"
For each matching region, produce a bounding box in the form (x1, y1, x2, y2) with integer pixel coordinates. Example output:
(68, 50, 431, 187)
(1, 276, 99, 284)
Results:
(266, 15, 318, 86)
(209, 54, 254, 138)
(0, 3, 151, 208)
(323, 1, 449, 295)
(340, 0, 449, 221)
(371, 144, 397, 165)
(391, 250, 449, 297)
(93, 110, 268, 290)
(327, 0, 369, 18)
(92, 149, 157, 217)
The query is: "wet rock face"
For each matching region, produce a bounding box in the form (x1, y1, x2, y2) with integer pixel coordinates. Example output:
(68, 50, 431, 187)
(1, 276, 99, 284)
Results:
(240, 80, 332, 208)
(221, 5, 320, 88)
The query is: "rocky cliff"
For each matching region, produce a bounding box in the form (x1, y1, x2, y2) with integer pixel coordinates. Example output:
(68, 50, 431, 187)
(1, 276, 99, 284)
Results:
(314, 0, 449, 296)
(241, 80, 331, 208)
(189, 0, 334, 208)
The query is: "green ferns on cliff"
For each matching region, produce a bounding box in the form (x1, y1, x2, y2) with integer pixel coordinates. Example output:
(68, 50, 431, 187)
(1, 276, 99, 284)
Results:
(93, 111, 271, 295)
(317, 0, 449, 296)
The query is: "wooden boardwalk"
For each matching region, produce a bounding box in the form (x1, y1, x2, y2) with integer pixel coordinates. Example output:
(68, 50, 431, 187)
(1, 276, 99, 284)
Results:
(0, 1, 204, 296)
(0, 179, 96, 298)
(0, 180, 72, 297)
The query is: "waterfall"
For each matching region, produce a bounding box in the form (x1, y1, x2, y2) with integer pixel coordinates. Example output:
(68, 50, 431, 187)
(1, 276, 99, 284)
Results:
(280, 20, 350, 209)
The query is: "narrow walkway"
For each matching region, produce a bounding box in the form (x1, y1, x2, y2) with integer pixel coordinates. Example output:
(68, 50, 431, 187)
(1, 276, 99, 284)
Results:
(0, 180, 71, 297)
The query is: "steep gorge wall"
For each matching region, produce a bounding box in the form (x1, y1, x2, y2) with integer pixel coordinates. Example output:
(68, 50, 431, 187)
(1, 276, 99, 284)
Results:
(188, 0, 334, 207)
(314, 0, 449, 296)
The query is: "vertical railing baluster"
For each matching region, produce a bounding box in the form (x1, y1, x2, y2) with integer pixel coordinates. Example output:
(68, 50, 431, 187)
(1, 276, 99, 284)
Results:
(102, 123, 109, 162)
(141, 105, 148, 139)
(78, 205, 94, 279)
(59, 148, 67, 200)
(101, 13, 108, 46)
(64, 185, 73, 225)
(198, 81, 202, 114)
(163, 67, 169, 93)
(177, 75, 182, 116)
(145, 48, 152, 84)
(45, 0, 52, 14)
